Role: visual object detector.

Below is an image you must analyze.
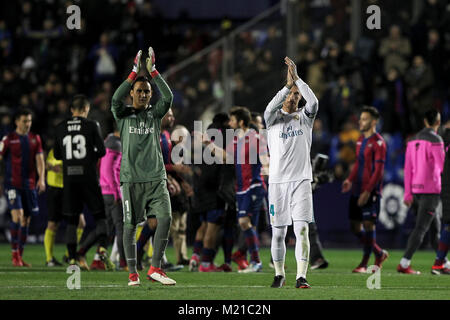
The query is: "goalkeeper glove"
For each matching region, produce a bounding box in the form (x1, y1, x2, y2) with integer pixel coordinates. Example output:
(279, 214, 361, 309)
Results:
(128, 50, 142, 81)
(146, 46, 159, 77)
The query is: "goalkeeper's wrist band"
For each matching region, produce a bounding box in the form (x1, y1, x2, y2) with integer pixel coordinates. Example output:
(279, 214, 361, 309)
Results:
(128, 71, 138, 81)
(150, 69, 160, 78)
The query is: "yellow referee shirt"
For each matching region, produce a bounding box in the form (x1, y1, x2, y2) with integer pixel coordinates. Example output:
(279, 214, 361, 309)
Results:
(46, 148, 63, 188)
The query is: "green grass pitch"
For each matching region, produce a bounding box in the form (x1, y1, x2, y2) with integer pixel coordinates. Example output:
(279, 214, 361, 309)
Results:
(0, 244, 449, 300)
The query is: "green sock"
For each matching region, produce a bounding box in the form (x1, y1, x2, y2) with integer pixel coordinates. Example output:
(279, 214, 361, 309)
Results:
(151, 215, 171, 268)
(124, 225, 137, 274)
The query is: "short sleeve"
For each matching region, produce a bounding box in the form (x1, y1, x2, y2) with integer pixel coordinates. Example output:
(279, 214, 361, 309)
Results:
(35, 134, 43, 154)
(374, 139, 386, 163)
(0, 135, 9, 156)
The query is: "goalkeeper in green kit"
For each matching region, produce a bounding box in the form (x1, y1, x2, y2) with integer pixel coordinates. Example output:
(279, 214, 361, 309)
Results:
(111, 47, 175, 286)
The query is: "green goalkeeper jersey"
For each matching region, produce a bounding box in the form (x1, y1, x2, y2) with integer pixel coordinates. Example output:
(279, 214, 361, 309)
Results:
(111, 75, 173, 183)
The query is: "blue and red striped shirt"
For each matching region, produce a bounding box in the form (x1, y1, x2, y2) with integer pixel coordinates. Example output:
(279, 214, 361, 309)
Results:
(228, 130, 265, 194)
(160, 130, 173, 172)
(0, 131, 43, 190)
(348, 132, 386, 196)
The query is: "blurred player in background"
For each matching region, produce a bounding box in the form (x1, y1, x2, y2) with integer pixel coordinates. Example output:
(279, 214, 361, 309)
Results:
(189, 113, 233, 272)
(398, 109, 445, 274)
(44, 147, 85, 266)
(111, 47, 175, 286)
(342, 106, 388, 274)
(228, 106, 266, 273)
(264, 57, 318, 289)
(432, 120, 450, 275)
(309, 153, 332, 270)
(54, 94, 109, 270)
(162, 115, 192, 266)
(91, 126, 126, 270)
(0, 108, 45, 267)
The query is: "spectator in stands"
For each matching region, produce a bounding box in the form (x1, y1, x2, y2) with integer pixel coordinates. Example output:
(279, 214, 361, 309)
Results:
(425, 29, 447, 90)
(88, 32, 118, 83)
(383, 67, 409, 135)
(405, 55, 434, 133)
(311, 118, 331, 157)
(378, 25, 411, 76)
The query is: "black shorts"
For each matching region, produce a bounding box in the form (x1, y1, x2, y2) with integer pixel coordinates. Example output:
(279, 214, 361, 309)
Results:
(47, 186, 63, 222)
(348, 193, 380, 222)
(63, 180, 105, 218)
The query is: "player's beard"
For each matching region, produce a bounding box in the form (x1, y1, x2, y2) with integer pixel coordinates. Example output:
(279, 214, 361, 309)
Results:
(360, 124, 370, 133)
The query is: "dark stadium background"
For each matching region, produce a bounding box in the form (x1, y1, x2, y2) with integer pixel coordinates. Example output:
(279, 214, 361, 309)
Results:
(0, 0, 448, 250)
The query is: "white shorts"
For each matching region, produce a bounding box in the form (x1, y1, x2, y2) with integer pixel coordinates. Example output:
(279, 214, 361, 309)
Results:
(268, 179, 313, 227)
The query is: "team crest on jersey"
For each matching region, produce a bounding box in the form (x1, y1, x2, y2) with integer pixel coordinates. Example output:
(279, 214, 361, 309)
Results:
(377, 140, 383, 146)
(294, 115, 300, 121)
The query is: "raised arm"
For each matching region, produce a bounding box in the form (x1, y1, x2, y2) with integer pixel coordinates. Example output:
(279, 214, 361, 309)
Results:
(264, 57, 296, 128)
(264, 87, 289, 128)
(111, 50, 142, 120)
(152, 75, 174, 119)
(286, 56, 319, 122)
(146, 46, 173, 118)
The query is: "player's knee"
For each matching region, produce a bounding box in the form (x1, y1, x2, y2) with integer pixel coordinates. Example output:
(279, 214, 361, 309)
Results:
(124, 223, 137, 233)
(363, 221, 375, 231)
(148, 217, 158, 229)
(47, 221, 58, 231)
(78, 214, 86, 229)
(272, 227, 287, 243)
(238, 217, 251, 230)
(157, 215, 171, 230)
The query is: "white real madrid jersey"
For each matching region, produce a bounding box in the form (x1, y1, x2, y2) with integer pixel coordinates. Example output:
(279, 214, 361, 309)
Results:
(263, 79, 319, 184)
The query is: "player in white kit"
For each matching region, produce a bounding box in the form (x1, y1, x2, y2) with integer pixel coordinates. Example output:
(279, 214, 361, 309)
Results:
(265, 57, 318, 289)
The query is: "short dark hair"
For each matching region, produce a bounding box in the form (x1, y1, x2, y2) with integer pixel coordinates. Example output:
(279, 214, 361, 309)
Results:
(423, 108, 439, 125)
(71, 94, 89, 111)
(360, 106, 380, 120)
(251, 112, 261, 120)
(131, 76, 151, 89)
(230, 106, 251, 127)
(14, 107, 32, 121)
(212, 112, 229, 125)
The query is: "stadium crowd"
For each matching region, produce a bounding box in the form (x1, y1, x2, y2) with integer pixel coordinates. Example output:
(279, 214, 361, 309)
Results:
(0, 0, 449, 274)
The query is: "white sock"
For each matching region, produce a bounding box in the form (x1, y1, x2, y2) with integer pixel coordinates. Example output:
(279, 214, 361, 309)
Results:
(271, 226, 287, 277)
(400, 257, 411, 269)
(293, 220, 310, 279)
(94, 253, 101, 261)
(444, 260, 450, 269)
(274, 260, 285, 277)
(110, 236, 119, 263)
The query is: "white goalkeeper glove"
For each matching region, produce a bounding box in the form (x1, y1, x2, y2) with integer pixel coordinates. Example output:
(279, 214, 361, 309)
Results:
(146, 46, 159, 77)
(128, 50, 142, 81)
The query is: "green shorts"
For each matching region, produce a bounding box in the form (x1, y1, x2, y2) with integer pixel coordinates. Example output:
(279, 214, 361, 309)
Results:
(120, 180, 172, 226)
